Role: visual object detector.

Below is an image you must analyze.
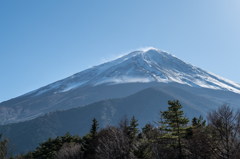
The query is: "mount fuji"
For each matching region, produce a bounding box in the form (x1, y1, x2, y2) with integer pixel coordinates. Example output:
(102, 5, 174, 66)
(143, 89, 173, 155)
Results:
(20, 48, 240, 95)
(0, 48, 240, 125)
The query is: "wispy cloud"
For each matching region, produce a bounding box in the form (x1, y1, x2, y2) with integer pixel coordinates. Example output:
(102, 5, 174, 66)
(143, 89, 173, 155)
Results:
(135, 46, 158, 52)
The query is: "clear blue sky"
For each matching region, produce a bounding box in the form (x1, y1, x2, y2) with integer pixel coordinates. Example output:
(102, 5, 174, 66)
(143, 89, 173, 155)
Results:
(1, 0, 240, 102)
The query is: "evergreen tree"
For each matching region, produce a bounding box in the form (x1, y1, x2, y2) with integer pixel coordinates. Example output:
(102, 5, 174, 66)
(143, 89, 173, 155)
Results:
(160, 100, 189, 159)
(61, 132, 74, 143)
(83, 118, 99, 158)
(129, 116, 139, 139)
(28, 132, 82, 159)
(192, 115, 206, 127)
(90, 118, 99, 140)
(81, 133, 92, 155)
(133, 136, 153, 159)
(142, 123, 152, 138)
(0, 133, 8, 159)
(184, 116, 208, 158)
(118, 114, 130, 135)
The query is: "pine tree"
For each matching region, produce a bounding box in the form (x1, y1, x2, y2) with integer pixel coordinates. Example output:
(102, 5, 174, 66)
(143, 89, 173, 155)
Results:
(129, 116, 139, 139)
(61, 132, 74, 143)
(192, 115, 206, 127)
(83, 118, 99, 158)
(118, 114, 130, 135)
(142, 123, 152, 137)
(90, 118, 99, 140)
(160, 100, 189, 159)
(0, 133, 8, 159)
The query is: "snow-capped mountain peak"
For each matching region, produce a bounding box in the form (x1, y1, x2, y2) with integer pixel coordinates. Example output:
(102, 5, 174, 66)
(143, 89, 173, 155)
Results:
(23, 48, 240, 97)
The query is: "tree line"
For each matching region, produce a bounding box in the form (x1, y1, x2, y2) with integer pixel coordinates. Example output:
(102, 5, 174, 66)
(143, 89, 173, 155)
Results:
(1, 100, 240, 159)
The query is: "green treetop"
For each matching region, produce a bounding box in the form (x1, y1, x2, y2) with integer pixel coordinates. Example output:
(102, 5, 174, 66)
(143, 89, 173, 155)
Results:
(129, 115, 140, 139)
(160, 100, 189, 159)
(90, 118, 99, 140)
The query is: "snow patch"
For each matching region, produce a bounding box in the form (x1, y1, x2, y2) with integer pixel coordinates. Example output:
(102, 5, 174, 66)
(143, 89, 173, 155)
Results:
(59, 81, 88, 93)
(94, 76, 155, 86)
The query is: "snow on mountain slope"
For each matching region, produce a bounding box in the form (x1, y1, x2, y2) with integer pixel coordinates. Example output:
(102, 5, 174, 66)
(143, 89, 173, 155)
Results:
(22, 48, 240, 97)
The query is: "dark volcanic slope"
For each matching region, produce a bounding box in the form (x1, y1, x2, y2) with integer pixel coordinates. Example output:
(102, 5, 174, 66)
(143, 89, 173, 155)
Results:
(0, 82, 167, 125)
(0, 86, 220, 154)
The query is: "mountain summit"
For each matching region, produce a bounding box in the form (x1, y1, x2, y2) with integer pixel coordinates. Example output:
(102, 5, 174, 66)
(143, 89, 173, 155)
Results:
(24, 48, 240, 97)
